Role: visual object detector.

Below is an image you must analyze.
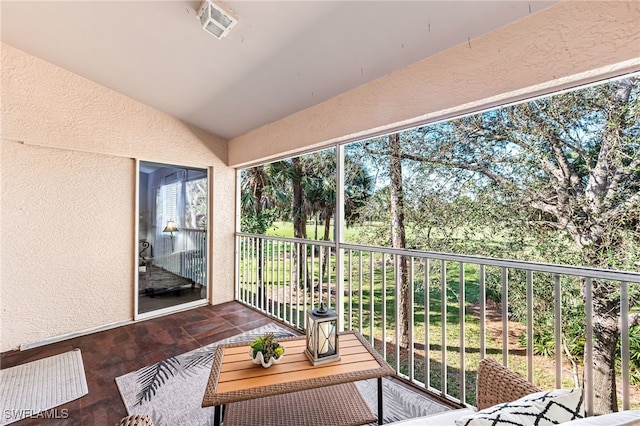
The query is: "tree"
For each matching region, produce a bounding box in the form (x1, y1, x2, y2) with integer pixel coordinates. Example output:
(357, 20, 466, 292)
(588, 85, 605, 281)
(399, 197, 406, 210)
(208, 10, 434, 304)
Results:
(185, 175, 208, 230)
(242, 150, 374, 295)
(298, 151, 374, 281)
(359, 134, 412, 348)
(398, 77, 640, 413)
(291, 156, 307, 241)
(389, 133, 411, 349)
(241, 165, 274, 234)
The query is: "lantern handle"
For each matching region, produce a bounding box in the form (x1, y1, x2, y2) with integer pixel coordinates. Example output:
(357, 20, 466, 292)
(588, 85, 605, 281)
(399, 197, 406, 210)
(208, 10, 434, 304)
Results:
(315, 302, 329, 315)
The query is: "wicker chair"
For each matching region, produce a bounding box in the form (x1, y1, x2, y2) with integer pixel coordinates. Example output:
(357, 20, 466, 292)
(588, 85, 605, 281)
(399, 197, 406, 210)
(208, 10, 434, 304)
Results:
(476, 357, 541, 410)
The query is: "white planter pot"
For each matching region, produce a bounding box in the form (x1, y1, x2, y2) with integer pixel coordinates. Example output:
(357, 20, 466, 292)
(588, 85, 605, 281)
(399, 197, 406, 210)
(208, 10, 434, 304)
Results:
(249, 349, 284, 368)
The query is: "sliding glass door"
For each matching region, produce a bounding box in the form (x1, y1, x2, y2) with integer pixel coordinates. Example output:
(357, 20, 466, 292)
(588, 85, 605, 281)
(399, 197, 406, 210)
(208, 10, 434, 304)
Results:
(136, 161, 208, 317)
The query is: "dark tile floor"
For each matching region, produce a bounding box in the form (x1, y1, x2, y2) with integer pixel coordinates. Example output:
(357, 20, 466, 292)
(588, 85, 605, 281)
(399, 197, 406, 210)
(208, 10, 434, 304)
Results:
(1, 301, 296, 426)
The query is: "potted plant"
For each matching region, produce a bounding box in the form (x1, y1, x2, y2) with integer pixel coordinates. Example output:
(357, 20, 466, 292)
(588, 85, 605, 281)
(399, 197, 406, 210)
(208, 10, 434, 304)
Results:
(249, 332, 285, 368)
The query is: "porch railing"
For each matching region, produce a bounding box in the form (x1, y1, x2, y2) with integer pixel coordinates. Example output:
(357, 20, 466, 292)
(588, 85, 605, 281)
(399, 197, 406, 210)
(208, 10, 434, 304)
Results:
(235, 233, 639, 413)
(153, 227, 207, 285)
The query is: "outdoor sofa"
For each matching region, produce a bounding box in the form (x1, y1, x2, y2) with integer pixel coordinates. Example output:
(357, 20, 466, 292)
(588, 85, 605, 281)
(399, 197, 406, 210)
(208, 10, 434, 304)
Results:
(390, 358, 640, 426)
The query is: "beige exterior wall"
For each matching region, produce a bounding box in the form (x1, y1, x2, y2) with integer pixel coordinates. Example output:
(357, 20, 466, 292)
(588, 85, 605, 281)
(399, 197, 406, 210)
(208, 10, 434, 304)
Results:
(1, 43, 235, 352)
(228, 1, 640, 167)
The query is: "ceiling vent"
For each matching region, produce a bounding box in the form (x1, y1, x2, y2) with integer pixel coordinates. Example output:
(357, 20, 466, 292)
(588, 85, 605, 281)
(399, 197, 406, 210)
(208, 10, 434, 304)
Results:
(196, 0, 238, 39)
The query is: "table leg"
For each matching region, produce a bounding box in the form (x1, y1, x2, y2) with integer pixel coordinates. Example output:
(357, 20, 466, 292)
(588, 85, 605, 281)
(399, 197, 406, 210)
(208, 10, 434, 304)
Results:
(214, 404, 225, 426)
(378, 377, 384, 425)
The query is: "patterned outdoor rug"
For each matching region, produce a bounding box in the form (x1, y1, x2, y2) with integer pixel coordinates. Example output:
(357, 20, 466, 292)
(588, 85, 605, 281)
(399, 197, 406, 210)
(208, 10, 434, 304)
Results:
(0, 349, 88, 425)
(116, 324, 450, 425)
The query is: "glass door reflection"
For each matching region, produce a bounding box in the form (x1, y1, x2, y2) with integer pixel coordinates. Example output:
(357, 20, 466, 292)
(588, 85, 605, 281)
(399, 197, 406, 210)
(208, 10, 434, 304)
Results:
(138, 161, 208, 315)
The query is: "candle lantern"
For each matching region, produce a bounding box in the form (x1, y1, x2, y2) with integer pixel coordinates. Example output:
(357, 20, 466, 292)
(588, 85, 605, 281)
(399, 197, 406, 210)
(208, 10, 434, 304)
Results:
(305, 303, 340, 366)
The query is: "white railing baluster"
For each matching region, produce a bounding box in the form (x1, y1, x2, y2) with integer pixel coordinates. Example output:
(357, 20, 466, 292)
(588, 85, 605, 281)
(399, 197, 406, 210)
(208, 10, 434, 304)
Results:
(370, 251, 375, 347)
(424, 258, 430, 390)
(235, 235, 240, 302)
(459, 262, 466, 404)
(272, 239, 276, 315)
(246, 237, 250, 305)
(441, 260, 447, 397)
(348, 250, 353, 330)
(270, 239, 275, 315)
(479, 265, 486, 360)
(244, 237, 249, 303)
(319, 246, 324, 308)
(252, 237, 257, 308)
(409, 256, 415, 383)
(301, 243, 306, 329)
(382, 252, 387, 361)
(621, 281, 630, 410)
(526, 270, 533, 383)
(295, 241, 298, 326)
(276, 240, 281, 320)
(263, 238, 268, 313)
(358, 251, 363, 332)
(395, 254, 400, 373)
(584, 277, 594, 416)
(238, 236, 248, 303)
(311, 244, 315, 311)
(502, 267, 509, 367)
(260, 237, 265, 311)
(267, 239, 271, 314)
(282, 241, 295, 324)
(554, 274, 562, 389)
(328, 247, 333, 310)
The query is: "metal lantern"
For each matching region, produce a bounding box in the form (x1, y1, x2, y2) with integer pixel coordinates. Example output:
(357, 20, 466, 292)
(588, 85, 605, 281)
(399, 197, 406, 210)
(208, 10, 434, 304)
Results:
(305, 303, 340, 366)
(196, 0, 238, 39)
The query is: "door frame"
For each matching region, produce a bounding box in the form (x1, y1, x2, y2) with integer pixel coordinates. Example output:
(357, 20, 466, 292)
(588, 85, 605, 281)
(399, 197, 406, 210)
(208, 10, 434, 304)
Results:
(134, 158, 211, 320)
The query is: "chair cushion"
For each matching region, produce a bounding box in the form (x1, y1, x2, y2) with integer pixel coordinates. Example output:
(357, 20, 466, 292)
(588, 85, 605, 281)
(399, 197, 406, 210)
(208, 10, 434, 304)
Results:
(564, 410, 640, 425)
(455, 388, 584, 426)
(386, 408, 476, 425)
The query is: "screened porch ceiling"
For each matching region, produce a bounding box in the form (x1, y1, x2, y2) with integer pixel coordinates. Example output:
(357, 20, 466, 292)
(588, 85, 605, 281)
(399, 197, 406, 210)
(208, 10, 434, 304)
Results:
(0, 1, 557, 141)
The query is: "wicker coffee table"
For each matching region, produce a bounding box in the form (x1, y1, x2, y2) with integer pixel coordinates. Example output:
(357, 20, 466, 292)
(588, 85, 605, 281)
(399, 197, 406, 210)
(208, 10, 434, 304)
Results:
(202, 331, 395, 425)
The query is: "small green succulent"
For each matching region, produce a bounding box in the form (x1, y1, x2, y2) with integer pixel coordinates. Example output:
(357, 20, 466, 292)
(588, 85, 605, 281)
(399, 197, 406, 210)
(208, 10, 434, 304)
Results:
(250, 332, 284, 362)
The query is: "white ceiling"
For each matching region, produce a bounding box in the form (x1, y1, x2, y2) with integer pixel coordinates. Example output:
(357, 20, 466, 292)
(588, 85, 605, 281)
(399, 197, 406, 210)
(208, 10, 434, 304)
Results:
(1, 1, 556, 140)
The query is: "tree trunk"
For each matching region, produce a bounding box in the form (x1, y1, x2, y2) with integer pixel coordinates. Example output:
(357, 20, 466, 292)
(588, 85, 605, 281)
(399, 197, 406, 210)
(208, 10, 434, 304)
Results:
(314, 214, 318, 240)
(590, 306, 619, 414)
(321, 206, 333, 281)
(389, 133, 410, 348)
(251, 166, 266, 306)
(291, 157, 305, 287)
(575, 79, 633, 414)
(323, 207, 332, 242)
(578, 243, 620, 414)
(292, 157, 306, 240)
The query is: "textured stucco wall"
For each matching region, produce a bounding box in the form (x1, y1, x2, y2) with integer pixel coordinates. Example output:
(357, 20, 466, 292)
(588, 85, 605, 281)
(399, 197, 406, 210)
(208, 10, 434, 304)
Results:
(1, 43, 235, 352)
(228, 1, 640, 167)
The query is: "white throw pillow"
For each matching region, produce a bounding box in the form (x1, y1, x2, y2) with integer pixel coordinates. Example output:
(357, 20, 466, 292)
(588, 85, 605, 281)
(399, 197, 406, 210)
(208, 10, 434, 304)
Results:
(527, 388, 585, 423)
(455, 388, 584, 426)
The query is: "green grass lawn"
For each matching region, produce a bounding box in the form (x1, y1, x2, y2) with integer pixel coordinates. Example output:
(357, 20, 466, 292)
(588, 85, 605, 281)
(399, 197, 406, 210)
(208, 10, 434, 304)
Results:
(266, 220, 365, 241)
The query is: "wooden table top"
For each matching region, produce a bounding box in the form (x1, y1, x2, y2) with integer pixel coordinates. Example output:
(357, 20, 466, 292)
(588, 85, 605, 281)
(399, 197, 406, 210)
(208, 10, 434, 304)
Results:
(202, 331, 395, 407)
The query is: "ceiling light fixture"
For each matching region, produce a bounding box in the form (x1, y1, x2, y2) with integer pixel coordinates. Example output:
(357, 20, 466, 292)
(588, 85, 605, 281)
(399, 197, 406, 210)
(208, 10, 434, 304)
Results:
(196, 0, 238, 39)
